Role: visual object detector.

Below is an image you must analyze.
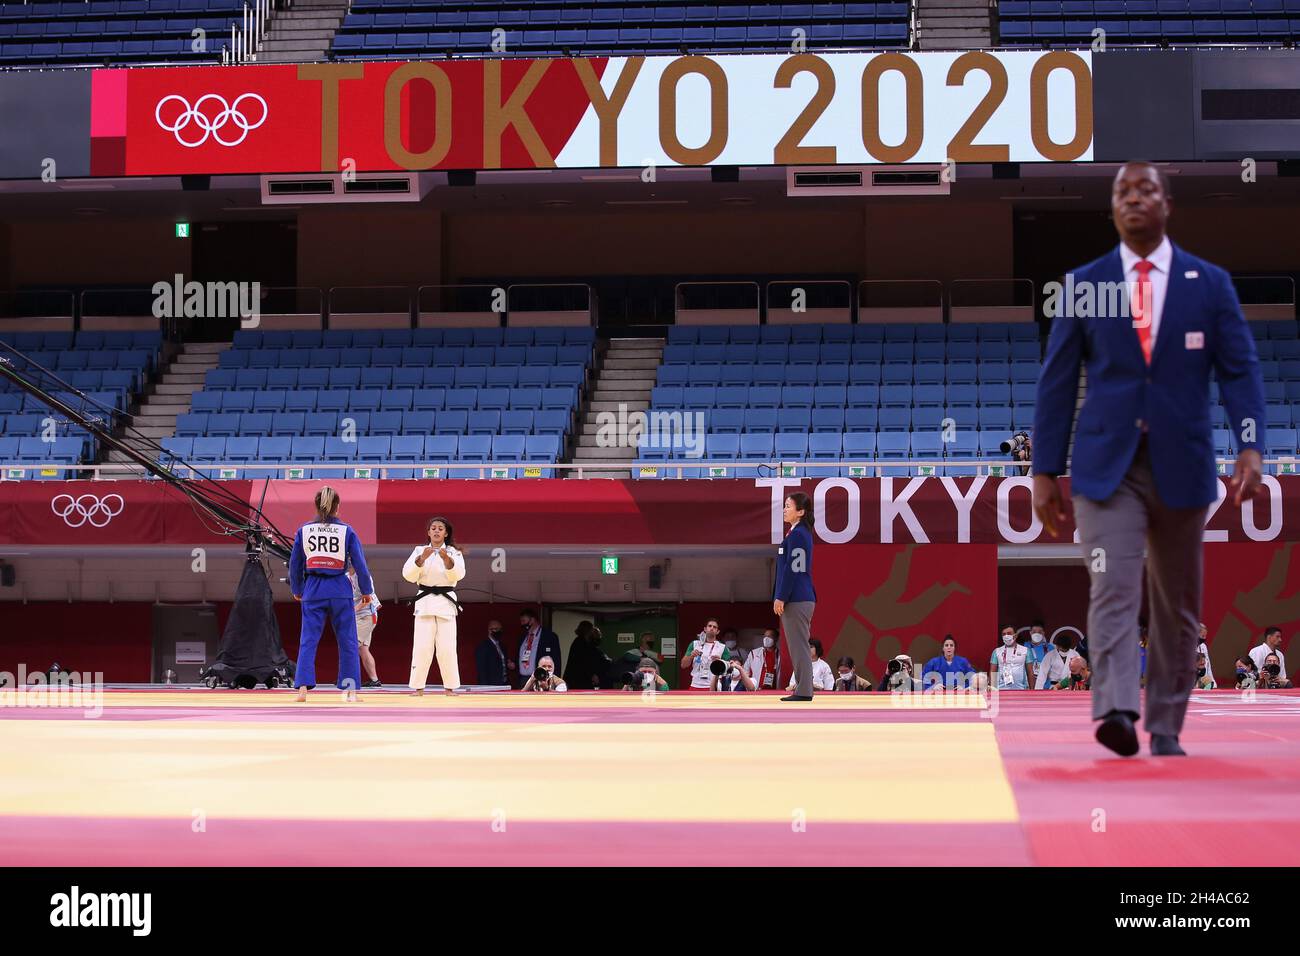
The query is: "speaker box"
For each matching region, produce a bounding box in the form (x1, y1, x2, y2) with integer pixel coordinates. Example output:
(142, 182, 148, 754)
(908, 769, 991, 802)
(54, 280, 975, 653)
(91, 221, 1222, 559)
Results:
(992, 163, 1020, 180)
(447, 170, 477, 187)
(711, 166, 740, 183)
(181, 174, 211, 191)
(0, 564, 14, 587)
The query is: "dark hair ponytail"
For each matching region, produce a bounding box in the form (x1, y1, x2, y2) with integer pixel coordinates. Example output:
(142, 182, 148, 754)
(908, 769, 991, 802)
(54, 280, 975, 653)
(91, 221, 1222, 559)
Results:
(786, 492, 814, 529)
(427, 516, 464, 554)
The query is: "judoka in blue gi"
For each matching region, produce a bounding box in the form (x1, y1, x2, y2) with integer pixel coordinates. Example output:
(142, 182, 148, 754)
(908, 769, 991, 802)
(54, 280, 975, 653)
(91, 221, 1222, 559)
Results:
(289, 486, 375, 702)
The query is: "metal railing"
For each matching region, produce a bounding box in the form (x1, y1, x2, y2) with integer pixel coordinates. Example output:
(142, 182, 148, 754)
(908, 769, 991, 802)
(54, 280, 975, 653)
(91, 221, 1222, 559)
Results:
(3, 458, 1295, 481)
(224, 0, 275, 65)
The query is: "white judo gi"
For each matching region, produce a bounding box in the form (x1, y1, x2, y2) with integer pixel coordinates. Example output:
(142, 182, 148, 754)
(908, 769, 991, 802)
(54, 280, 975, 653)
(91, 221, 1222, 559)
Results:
(402, 544, 465, 690)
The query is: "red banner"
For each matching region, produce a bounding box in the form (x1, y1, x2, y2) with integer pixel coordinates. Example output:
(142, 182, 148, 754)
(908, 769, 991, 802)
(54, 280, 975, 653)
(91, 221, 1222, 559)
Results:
(1, 476, 1299, 547)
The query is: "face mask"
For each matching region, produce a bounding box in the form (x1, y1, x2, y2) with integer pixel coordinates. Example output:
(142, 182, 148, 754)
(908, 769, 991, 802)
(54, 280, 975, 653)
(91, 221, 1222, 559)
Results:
(1031, 632, 1044, 643)
(490, 629, 502, 639)
(1056, 646, 1071, 656)
(840, 672, 853, 681)
(724, 640, 737, 649)
(1002, 635, 1016, 646)
(762, 637, 775, 649)
(1236, 667, 1248, 677)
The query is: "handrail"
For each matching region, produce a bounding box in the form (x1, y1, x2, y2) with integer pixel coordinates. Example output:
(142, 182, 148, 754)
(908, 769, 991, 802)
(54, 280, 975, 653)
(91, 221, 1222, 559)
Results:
(0, 290, 76, 321)
(948, 278, 1037, 309)
(857, 279, 945, 308)
(505, 283, 597, 325)
(4, 457, 1293, 481)
(326, 285, 414, 318)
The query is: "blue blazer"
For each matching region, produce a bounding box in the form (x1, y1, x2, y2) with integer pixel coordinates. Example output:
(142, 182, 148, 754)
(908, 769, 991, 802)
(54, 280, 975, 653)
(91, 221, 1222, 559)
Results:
(1032, 242, 1265, 510)
(774, 523, 817, 603)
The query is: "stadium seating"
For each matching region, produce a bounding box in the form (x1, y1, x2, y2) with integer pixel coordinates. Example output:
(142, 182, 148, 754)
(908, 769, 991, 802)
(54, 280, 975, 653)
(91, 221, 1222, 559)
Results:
(996, 0, 1299, 47)
(332, 1, 913, 60)
(0, 330, 163, 477)
(0, 0, 241, 66)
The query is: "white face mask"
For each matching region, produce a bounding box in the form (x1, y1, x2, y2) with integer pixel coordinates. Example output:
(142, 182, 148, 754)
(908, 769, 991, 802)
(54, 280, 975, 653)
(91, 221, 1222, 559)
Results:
(762, 637, 775, 649)
(840, 672, 853, 681)
(1031, 632, 1044, 643)
(1002, 634, 1016, 646)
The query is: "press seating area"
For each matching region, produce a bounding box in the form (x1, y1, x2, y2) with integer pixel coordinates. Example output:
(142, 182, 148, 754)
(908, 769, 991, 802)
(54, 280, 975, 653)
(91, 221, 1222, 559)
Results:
(0, 0, 238, 67)
(332, 1, 911, 60)
(634, 320, 1300, 477)
(162, 326, 595, 479)
(996, 0, 1300, 45)
(0, 330, 163, 478)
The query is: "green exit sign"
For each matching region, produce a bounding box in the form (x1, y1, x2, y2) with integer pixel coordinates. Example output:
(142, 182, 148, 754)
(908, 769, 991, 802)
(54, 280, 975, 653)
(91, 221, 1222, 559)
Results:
(601, 556, 619, 575)
(175, 222, 190, 238)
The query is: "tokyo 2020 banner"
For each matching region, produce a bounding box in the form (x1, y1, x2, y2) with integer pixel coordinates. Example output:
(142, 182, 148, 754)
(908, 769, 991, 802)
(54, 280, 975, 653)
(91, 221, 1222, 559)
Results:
(87, 50, 1094, 176)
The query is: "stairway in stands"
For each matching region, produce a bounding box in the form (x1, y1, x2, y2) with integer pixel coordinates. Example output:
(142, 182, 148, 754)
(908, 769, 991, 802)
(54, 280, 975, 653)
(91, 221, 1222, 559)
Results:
(103, 342, 222, 478)
(914, 0, 993, 49)
(256, 0, 346, 63)
(570, 336, 665, 479)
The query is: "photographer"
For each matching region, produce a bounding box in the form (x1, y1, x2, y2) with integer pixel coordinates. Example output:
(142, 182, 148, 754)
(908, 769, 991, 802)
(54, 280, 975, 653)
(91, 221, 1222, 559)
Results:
(1002, 430, 1031, 477)
(1234, 656, 1259, 691)
(710, 656, 755, 692)
(621, 657, 670, 693)
(834, 657, 872, 692)
(876, 654, 924, 693)
(1194, 652, 1215, 691)
(522, 655, 567, 693)
(1259, 652, 1293, 689)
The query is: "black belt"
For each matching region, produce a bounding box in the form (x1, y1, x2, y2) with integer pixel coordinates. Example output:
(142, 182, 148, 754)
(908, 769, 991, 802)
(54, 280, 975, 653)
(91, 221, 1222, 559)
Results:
(413, 585, 462, 615)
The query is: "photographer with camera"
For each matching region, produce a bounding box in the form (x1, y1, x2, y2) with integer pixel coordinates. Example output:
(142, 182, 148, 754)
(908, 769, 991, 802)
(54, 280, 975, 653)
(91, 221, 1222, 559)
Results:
(1002, 430, 1032, 477)
(522, 655, 567, 693)
(1249, 627, 1287, 683)
(1259, 652, 1293, 689)
(1234, 655, 1259, 691)
(681, 618, 732, 691)
(621, 657, 670, 693)
(876, 654, 924, 693)
(709, 655, 756, 692)
(1194, 652, 1215, 690)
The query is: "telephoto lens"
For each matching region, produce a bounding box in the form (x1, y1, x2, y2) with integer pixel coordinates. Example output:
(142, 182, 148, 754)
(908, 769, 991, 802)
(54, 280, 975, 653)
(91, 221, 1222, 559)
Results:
(709, 658, 728, 677)
(536, 666, 551, 681)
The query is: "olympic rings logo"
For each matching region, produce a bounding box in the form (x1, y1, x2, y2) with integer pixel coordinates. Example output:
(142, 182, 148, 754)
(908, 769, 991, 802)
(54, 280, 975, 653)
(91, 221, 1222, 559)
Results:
(50, 494, 125, 529)
(154, 93, 268, 148)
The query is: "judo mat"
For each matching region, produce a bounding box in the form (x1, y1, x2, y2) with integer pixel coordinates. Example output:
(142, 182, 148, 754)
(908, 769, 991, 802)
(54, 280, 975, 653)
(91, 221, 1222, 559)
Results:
(1, 687, 1297, 866)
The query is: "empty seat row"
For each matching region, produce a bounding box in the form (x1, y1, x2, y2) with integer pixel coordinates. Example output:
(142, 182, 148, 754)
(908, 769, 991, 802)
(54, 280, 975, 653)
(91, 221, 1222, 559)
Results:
(0, 38, 216, 59)
(1250, 320, 1300, 339)
(665, 323, 1041, 344)
(656, 362, 1044, 387)
(999, 18, 1296, 35)
(0, 331, 159, 351)
(217, 345, 591, 369)
(174, 409, 570, 438)
(1256, 340, 1300, 360)
(638, 405, 1036, 434)
(662, 341, 1041, 364)
(334, 23, 904, 50)
(163, 433, 561, 462)
(232, 327, 596, 349)
(0, 0, 241, 17)
(999, 0, 1297, 13)
(344, 3, 909, 24)
(191, 386, 578, 413)
(0, 16, 236, 36)
(204, 366, 583, 392)
(650, 383, 1041, 409)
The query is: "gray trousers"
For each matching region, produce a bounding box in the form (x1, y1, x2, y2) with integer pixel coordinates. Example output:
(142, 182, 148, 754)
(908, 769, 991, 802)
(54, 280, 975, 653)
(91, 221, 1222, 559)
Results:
(782, 601, 816, 696)
(1072, 440, 1206, 737)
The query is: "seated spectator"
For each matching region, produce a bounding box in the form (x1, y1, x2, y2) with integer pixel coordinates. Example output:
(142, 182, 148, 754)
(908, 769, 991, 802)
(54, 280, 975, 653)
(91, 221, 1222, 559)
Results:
(742, 626, 782, 691)
(921, 635, 974, 692)
(1055, 655, 1091, 691)
(1034, 634, 1079, 690)
(876, 654, 924, 693)
(788, 638, 835, 692)
(1259, 653, 1293, 689)
(710, 657, 755, 692)
(1234, 656, 1259, 691)
(522, 655, 567, 693)
(833, 657, 872, 691)
(1194, 652, 1215, 690)
(621, 657, 670, 692)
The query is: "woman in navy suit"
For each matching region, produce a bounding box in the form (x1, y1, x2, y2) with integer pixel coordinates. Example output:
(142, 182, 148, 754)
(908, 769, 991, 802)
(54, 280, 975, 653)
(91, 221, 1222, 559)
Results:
(775, 491, 817, 701)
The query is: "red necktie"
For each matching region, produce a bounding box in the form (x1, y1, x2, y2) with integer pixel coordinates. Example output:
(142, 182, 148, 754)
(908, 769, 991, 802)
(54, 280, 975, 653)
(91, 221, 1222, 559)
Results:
(1132, 259, 1155, 365)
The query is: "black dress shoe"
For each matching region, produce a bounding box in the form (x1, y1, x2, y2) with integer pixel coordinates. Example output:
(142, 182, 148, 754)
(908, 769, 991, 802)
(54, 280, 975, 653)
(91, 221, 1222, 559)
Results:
(1150, 734, 1187, 756)
(1095, 710, 1139, 757)
(780, 694, 813, 702)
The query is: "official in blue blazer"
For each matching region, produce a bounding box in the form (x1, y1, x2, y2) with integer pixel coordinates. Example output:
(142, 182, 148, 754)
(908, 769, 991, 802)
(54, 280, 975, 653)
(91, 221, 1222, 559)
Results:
(775, 491, 818, 701)
(1032, 161, 1265, 758)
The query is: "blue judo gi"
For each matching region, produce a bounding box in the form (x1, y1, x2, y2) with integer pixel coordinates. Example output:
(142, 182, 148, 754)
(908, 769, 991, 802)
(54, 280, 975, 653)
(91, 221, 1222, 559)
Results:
(289, 517, 374, 690)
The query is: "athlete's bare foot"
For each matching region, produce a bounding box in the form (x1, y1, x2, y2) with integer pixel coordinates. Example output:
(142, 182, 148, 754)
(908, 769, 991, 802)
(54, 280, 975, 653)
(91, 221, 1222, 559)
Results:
(295, 688, 308, 703)
(345, 690, 359, 703)
(410, 688, 425, 697)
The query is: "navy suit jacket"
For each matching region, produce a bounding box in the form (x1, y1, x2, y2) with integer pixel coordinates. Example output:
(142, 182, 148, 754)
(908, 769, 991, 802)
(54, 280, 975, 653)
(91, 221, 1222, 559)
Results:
(1032, 241, 1265, 510)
